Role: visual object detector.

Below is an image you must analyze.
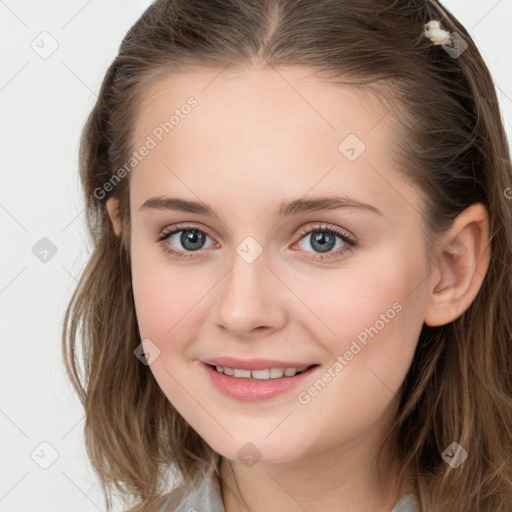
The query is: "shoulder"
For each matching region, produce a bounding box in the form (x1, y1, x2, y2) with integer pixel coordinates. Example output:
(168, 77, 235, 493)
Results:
(148, 455, 225, 512)
(150, 487, 187, 512)
(391, 493, 420, 512)
(152, 469, 224, 512)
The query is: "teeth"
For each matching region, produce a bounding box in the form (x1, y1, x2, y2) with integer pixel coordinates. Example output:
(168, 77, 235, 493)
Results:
(213, 365, 310, 380)
(233, 368, 252, 378)
(270, 368, 284, 378)
(252, 369, 271, 379)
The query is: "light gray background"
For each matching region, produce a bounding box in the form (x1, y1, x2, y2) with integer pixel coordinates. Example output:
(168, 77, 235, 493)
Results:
(1, 1, 511, 511)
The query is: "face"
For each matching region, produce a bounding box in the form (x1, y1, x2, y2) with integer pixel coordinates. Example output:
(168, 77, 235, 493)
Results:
(120, 66, 432, 464)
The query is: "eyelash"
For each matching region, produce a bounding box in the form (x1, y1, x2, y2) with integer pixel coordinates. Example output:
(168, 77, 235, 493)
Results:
(156, 222, 358, 261)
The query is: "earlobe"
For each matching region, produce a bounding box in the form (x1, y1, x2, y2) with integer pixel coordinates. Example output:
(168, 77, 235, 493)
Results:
(424, 203, 491, 327)
(105, 197, 122, 237)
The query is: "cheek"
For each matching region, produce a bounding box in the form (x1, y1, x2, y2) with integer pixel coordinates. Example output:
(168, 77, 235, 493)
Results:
(130, 253, 208, 411)
(287, 257, 426, 439)
(131, 261, 199, 342)
(130, 237, 219, 357)
(291, 249, 427, 378)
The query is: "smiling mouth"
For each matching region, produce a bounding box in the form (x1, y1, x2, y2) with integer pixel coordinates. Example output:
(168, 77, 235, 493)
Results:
(205, 363, 319, 381)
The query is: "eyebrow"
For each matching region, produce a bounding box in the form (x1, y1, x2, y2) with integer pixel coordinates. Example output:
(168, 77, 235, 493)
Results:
(139, 195, 382, 217)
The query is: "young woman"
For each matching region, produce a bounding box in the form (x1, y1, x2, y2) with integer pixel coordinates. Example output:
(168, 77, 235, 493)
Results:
(62, 1, 512, 510)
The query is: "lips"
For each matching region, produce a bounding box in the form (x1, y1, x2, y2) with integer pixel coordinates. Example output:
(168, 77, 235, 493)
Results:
(203, 361, 320, 401)
(202, 356, 317, 371)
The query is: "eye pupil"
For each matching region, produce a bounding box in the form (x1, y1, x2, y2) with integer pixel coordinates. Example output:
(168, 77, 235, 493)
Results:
(181, 230, 205, 251)
(311, 232, 335, 253)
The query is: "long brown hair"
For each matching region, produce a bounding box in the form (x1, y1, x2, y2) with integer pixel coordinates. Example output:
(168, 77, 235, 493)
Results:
(62, 1, 512, 510)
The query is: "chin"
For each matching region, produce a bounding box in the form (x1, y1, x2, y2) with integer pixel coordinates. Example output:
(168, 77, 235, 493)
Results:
(208, 435, 309, 467)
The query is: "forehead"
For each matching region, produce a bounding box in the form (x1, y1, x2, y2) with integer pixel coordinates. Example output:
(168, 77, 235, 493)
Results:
(128, 65, 413, 217)
(132, 65, 393, 148)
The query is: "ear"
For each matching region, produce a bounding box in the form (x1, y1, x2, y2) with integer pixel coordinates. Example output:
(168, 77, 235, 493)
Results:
(424, 203, 491, 327)
(105, 197, 122, 237)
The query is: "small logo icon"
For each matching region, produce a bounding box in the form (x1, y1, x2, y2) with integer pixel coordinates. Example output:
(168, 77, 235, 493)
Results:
(134, 338, 161, 366)
(236, 236, 263, 264)
(32, 237, 58, 263)
(30, 441, 59, 469)
(338, 134, 366, 161)
(30, 31, 59, 60)
(442, 33, 468, 59)
(441, 441, 468, 469)
(237, 442, 262, 468)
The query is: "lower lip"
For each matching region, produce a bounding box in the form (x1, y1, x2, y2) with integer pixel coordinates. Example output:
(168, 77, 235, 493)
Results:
(202, 362, 318, 401)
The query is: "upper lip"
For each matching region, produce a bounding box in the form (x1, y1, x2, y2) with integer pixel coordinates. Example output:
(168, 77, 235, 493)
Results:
(202, 357, 318, 371)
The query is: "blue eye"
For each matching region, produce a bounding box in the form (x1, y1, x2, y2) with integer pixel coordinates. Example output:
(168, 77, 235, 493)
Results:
(294, 224, 356, 260)
(168, 229, 210, 251)
(156, 223, 357, 261)
(157, 224, 216, 259)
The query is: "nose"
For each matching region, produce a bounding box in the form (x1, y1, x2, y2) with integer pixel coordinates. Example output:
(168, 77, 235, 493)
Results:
(212, 247, 288, 338)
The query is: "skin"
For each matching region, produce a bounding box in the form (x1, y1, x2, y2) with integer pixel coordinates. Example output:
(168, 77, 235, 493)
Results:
(106, 65, 490, 512)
